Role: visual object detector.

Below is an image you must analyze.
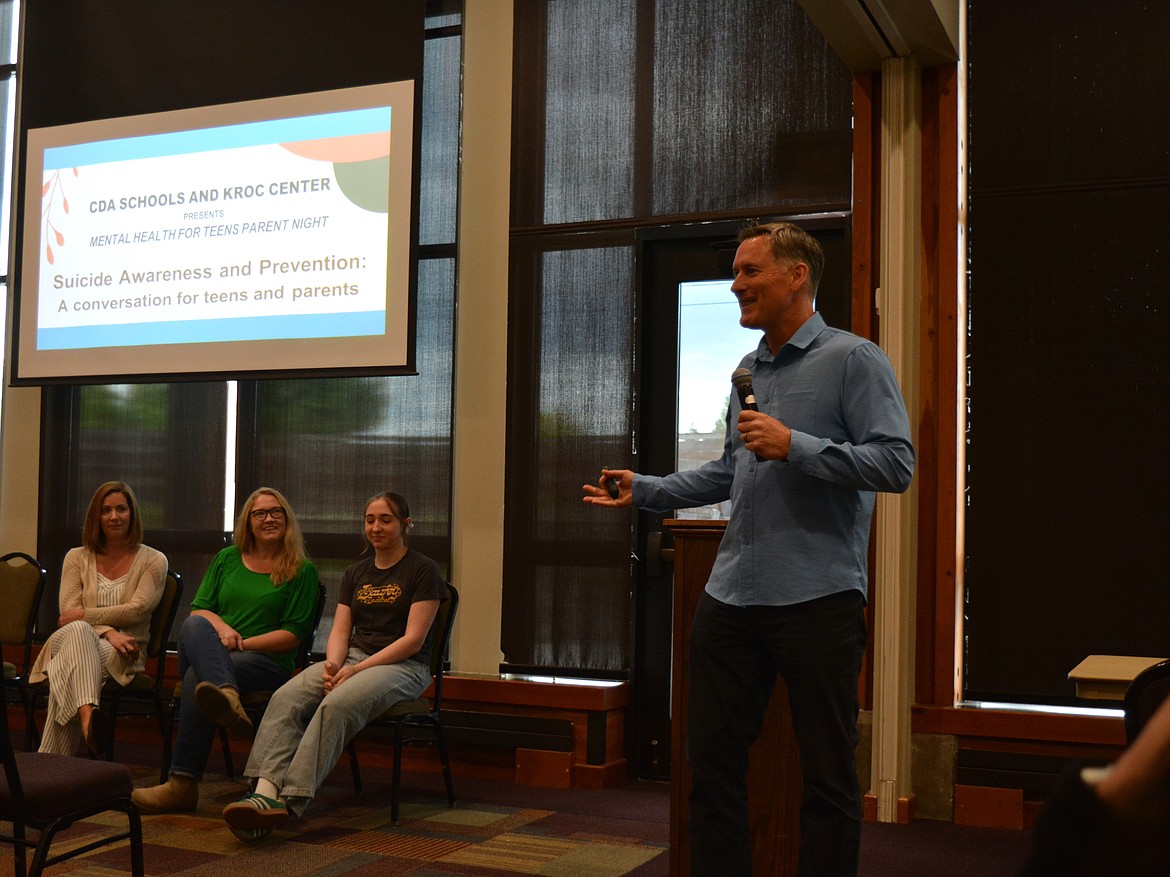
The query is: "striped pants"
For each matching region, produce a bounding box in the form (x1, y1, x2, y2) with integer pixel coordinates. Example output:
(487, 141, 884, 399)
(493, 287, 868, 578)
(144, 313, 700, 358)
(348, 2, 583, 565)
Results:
(37, 620, 113, 756)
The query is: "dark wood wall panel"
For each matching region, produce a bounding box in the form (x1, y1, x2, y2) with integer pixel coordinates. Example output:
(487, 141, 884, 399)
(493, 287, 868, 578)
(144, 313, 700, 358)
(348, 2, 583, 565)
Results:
(965, 2, 1170, 703)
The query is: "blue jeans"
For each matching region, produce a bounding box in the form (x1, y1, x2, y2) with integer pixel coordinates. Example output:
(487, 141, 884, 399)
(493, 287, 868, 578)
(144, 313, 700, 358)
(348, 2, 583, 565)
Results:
(170, 615, 289, 781)
(687, 590, 867, 877)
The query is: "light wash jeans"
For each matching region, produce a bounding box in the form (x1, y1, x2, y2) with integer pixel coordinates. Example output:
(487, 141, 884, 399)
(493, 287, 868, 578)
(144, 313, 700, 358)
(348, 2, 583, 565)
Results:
(244, 647, 431, 815)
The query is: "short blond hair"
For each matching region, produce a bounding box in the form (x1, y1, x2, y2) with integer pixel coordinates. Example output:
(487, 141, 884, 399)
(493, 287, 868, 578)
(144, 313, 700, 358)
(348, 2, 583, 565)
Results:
(739, 221, 824, 295)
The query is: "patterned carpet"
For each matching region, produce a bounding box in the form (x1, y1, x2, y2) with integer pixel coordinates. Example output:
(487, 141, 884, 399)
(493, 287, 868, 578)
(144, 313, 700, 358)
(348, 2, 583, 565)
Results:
(2, 763, 669, 877)
(2, 745, 1038, 876)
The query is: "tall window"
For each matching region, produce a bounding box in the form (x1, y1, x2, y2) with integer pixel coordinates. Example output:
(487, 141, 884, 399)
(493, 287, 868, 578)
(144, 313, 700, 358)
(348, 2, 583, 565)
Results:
(35, 6, 463, 645)
(964, 1, 1170, 705)
(503, 0, 853, 676)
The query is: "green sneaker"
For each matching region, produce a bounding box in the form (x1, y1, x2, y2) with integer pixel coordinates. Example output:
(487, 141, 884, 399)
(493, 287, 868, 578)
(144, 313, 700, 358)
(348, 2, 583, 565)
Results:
(222, 793, 288, 842)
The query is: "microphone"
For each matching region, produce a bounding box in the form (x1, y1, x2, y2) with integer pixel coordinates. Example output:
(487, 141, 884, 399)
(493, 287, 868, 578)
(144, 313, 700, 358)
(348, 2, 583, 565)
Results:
(731, 367, 763, 462)
(731, 367, 758, 411)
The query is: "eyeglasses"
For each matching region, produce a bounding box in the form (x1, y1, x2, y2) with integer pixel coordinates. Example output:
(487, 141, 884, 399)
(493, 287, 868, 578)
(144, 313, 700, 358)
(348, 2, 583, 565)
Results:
(250, 507, 286, 521)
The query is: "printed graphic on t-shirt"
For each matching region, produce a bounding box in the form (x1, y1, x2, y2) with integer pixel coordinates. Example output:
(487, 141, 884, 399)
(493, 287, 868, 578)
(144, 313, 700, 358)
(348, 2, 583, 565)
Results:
(354, 582, 402, 605)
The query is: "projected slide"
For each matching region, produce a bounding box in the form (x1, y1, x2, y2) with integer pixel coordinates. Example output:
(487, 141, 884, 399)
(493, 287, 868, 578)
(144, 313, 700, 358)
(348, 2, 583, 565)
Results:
(18, 81, 416, 380)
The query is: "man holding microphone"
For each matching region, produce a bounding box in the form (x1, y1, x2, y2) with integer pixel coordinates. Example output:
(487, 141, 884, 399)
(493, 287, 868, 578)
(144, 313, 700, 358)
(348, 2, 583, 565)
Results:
(583, 222, 914, 876)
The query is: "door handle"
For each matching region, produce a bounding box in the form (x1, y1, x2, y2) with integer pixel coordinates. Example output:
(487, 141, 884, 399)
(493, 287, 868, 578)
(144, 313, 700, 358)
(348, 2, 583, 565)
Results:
(645, 530, 675, 577)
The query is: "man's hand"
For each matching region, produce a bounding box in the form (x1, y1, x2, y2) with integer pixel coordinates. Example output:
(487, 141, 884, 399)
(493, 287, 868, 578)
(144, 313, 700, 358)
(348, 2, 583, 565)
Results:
(737, 410, 792, 461)
(582, 469, 635, 507)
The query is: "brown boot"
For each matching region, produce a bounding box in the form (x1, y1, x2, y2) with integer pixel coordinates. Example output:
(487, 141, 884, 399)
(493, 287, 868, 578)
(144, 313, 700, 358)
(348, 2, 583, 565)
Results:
(194, 682, 253, 738)
(132, 774, 198, 813)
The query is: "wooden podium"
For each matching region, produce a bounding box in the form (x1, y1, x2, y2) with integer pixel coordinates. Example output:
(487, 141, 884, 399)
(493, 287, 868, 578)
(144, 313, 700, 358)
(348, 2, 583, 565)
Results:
(667, 519, 802, 877)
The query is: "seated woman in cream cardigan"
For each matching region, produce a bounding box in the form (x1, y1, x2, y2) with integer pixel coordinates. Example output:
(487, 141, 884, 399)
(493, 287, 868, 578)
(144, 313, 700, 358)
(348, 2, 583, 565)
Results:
(30, 481, 167, 755)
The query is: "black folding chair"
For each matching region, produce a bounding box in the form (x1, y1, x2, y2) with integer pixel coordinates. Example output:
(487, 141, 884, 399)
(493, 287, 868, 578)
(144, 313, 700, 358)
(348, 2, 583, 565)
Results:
(1, 701, 144, 877)
(346, 583, 459, 824)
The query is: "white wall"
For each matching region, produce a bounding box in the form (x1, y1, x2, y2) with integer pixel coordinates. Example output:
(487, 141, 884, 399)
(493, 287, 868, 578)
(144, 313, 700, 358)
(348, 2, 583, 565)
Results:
(0, 379, 40, 553)
(448, 0, 512, 676)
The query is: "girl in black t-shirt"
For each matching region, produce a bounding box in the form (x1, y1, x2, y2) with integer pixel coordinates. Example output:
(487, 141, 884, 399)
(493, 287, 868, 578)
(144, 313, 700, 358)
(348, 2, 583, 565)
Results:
(221, 491, 447, 840)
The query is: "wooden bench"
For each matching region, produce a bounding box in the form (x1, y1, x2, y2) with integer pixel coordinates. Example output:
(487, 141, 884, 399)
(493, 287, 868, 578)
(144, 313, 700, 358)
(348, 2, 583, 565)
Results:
(393, 675, 630, 788)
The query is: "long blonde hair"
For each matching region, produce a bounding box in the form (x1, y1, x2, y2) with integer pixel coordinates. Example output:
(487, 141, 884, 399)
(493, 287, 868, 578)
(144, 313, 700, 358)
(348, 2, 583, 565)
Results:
(232, 487, 307, 585)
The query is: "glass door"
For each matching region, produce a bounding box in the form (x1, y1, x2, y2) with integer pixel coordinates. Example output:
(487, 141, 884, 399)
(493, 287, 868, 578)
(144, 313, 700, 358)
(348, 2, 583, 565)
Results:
(676, 279, 761, 519)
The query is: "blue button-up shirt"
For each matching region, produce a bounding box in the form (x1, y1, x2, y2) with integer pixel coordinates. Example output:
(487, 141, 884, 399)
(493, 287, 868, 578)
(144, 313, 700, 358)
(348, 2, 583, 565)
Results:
(633, 313, 915, 607)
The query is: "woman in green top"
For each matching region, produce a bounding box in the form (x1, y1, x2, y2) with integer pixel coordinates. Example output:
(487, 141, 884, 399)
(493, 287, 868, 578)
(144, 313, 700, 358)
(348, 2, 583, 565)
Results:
(132, 487, 319, 814)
